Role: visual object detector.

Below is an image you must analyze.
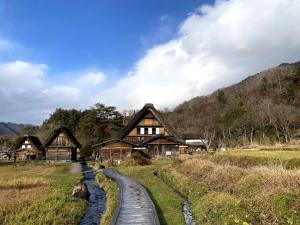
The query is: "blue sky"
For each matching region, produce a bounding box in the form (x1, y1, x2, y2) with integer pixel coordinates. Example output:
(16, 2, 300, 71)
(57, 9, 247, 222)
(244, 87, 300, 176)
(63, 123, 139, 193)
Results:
(0, 0, 300, 124)
(0, 0, 207, 74)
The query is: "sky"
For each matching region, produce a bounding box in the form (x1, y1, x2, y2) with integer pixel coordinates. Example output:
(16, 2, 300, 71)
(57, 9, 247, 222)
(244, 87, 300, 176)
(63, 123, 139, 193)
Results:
(0, 0, 300, 124)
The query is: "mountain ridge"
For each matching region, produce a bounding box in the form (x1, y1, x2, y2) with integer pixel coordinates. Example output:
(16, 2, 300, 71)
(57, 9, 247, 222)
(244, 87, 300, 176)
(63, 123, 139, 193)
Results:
(0, 122, 30, 136)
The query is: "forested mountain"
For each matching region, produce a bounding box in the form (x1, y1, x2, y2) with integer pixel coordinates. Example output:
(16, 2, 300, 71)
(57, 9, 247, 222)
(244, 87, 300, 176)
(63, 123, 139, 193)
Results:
(165, 61, 300, 148)
(0, 122, 29, 136)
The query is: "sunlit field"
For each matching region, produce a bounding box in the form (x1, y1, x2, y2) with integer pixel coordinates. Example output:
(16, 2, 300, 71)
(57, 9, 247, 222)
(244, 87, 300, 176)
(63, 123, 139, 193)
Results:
(0, 162, 86, 225)
(211, 150, 300, 169)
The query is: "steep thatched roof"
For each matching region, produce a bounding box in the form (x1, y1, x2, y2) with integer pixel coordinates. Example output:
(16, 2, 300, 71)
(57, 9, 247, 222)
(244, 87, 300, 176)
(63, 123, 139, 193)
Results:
(120, 103, 178, 139)
(14, 135, 43, 151)
(44, 126, 81, 148)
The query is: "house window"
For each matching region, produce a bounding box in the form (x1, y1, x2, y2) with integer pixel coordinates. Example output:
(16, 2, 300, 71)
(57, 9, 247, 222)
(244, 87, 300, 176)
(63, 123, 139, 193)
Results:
(148, 127, 152, 135)
(140, 127, 145, 135)
(137, 127, 141, 135)
(27, 145, 31, 148)
(156, 128, 160, 134)
(25, 140, 29, 144)
(144, 127, 148, 135)
(22, 145, 26, 149)
(152, 127, 156, 134)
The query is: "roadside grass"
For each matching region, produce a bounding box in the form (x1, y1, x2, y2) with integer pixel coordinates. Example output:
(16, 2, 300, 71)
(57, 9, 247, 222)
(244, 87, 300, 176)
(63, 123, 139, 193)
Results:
(96, 172, 119, 225)
(158, 154, 300, 225)
(0, 162, 86, 225)
(117, 161, 185, 225)
(211, 150, 300, 169)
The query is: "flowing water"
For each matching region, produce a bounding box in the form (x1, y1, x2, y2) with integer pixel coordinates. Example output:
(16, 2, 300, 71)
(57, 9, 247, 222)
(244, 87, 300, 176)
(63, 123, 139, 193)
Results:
(182, 197, 196, 225)
(80, 165, 106, 225)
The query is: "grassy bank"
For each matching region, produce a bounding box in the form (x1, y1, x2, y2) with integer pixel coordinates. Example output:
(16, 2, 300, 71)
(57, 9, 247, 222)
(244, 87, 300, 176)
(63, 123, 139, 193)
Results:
(96, 172, 119, 225)
(212, 150, 300, 169)
(118, 161, 185, 225)
(0, 162, 86, 225)
(158, 153, 300, 225)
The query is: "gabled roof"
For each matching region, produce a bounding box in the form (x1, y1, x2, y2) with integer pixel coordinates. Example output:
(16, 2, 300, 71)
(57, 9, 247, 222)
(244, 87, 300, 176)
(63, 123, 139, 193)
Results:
(142, 135, 185, 145)
(14, 135, 43, 151)
(44, 126, 81, 148)
(120, 103, 178, 139)
(93, 139, 138, 147)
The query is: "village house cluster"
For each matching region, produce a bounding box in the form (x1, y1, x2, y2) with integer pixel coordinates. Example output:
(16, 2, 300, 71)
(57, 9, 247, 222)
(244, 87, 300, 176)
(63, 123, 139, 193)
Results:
(93, 103, 206, 162)
(12, 126, 81, 161)
(4, 104, 206, 162)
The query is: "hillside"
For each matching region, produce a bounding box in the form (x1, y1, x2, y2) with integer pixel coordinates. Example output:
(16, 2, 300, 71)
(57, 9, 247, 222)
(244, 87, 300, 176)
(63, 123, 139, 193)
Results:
(165, 61, 300, 147)
(0, 122, 29, 136)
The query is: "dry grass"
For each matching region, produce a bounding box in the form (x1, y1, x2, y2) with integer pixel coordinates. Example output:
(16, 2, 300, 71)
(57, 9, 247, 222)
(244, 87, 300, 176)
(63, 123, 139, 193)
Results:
(0, 162, 86, 225)
(178, 156, 300, 192)
(0, 177, 49, 189)
(158, 154, 300, 225)
(211, 150, 300, 169)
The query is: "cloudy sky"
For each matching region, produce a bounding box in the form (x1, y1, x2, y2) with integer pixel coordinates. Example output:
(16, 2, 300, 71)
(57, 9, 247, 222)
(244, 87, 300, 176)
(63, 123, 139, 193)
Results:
(0, 0, 300, 124)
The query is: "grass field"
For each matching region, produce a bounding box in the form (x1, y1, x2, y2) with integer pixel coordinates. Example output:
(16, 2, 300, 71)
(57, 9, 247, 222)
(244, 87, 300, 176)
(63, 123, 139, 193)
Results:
(157, 151, 300, 225)
(212, 150, 300, 169)
(118, 161, 185, 225)
(216, 150, 300, 160)
(0, 162, 86, 225)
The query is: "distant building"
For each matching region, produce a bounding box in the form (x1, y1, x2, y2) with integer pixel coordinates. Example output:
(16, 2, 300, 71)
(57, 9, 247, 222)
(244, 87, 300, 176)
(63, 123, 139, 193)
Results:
(94, 103, 187, 162)
(0, 147, 11, 160)
(182, 134, 207, 151)
(13, 135, 44, 160)
(44, 126, 81, 161)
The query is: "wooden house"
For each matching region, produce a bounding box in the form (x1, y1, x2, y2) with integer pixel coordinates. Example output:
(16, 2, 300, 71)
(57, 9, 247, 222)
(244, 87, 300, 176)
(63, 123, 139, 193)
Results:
(44, 126, 81, 161)
(94, 103, 187, 162)
(13, 135, 44, 160)
(94, 139, 137, 162)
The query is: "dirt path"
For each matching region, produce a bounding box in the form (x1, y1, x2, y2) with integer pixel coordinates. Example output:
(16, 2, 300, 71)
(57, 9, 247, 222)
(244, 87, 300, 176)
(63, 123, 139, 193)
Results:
(103, 168, 160, 225)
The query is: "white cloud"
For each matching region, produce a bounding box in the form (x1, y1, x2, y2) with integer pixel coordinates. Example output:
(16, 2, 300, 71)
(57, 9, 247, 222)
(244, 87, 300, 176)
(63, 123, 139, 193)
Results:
(2, 0, 300, 124)
(0, 61, 102, 124)
(74, 71, 105, 88)
(99, 0, 300, 110)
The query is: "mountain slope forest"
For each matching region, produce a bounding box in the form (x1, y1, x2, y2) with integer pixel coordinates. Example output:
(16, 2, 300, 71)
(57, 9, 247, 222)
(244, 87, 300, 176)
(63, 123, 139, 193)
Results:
(1, 62, 299, 152)
(165, 61, 300, 148)
(0, 122, 29, 136)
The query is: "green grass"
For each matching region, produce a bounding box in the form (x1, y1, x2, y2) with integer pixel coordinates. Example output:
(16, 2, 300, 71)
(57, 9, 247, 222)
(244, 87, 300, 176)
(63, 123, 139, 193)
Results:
(0, 163, 86, 225)
(117, 161, 185, 225)
(96, 172, 119, 225)
(212, 150, 300, 169)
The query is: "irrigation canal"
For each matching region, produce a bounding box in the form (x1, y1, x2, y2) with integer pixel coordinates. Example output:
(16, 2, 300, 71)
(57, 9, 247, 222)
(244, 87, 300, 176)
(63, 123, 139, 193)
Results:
(80, 165, 106, 225)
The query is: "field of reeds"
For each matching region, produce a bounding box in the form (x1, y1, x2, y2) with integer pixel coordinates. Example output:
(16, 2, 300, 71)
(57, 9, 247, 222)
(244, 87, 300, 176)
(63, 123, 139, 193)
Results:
(0, 162, 86, 225)
(158, 150, 300, 225)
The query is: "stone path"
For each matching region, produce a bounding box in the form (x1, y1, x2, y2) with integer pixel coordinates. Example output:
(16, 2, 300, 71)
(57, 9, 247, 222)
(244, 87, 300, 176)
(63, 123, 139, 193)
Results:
(80, 165, 106, 225)
(103, 169, 160, 225)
